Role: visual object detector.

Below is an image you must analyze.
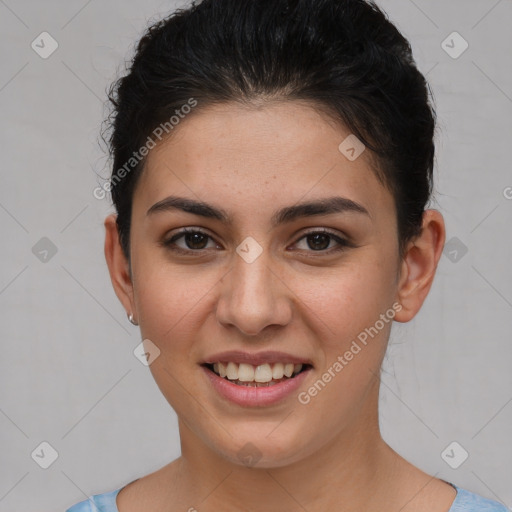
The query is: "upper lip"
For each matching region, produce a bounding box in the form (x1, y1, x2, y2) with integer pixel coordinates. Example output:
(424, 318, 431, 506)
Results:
(201, 350, 313, 367)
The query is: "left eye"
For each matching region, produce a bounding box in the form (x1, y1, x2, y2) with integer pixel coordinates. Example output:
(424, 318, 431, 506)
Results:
(162, 228, 350, 254)
(294, 229, 349, 252)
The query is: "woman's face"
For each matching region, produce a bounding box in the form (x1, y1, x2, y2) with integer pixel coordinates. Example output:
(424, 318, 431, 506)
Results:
(117, 101, 405, 467)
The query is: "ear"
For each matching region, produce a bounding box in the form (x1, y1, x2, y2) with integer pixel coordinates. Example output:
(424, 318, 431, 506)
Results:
(104, 213, 137, 323)
(393, 209, 446, 323)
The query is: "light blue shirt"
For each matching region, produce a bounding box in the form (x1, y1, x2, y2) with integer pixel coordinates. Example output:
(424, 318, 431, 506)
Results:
(65, 483, 509, 511)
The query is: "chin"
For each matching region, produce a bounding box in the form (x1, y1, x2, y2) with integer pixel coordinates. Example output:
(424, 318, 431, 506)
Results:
(208, 425, 316, 469)
(222, 444, 305, 469)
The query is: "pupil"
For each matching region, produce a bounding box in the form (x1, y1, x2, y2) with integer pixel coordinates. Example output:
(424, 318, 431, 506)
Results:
(308, 234, 329, 250)
(186, 232, 207, 249)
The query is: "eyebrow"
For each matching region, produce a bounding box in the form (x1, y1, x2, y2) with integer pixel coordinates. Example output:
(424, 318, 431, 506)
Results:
(146, 195, 370, 227)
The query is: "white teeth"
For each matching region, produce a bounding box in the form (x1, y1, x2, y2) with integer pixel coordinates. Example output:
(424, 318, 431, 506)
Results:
(283, 363, 294, 378)
(210, 361, 305, 382)
(226, 362, 238, 380)
(238, 363, 255, 382)
(272, 362, 284, 379)
(254, 364, 273, 383)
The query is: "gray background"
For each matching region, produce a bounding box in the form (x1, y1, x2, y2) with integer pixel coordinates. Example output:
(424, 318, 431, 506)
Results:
(0, 0, 511, 510)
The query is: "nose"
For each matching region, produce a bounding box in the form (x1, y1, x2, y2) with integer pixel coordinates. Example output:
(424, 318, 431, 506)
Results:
(215, 248, 293, 337)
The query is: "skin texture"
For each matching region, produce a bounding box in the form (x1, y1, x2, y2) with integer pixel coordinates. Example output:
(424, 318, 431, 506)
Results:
(104, 101, 453, 511)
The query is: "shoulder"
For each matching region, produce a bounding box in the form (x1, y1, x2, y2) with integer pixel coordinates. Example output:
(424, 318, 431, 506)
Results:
(65, 487, 121, 512)
(450, 486, 509, 512)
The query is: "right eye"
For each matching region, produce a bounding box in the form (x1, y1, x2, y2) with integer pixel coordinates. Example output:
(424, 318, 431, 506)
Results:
(162, 227, 221, 255)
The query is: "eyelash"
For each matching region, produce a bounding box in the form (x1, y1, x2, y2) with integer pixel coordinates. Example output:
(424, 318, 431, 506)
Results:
(162, 227, 352, 256)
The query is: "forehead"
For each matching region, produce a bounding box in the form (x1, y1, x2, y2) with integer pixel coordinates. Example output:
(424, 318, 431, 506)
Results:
(133, 101, 394, 225)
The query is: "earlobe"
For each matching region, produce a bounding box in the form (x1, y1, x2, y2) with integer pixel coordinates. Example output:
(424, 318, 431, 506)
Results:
(103, 213, 136, 321)
(393, 209, 446, 323)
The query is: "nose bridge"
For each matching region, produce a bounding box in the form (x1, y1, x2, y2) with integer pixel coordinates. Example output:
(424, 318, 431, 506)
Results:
(216, 242, 291, 336)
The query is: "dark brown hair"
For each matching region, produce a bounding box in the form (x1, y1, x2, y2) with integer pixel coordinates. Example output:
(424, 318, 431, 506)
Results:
(103, 0, 437, 263)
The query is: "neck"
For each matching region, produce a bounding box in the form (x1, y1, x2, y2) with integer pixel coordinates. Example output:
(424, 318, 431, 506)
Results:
(169, 390, 404, 511)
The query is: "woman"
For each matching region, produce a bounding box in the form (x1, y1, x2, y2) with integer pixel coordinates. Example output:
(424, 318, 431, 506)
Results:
(67, 0, 507, 510)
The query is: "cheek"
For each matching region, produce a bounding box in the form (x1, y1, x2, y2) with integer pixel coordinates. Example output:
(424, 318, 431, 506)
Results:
(293, 255, 397, 347)
(290, 265, 394, 437)
(133, 264, 216, 413)
(133, 229, 252, 361)
(132, 243, 220, 343)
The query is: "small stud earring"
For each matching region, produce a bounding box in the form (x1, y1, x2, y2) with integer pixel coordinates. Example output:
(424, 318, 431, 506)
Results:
(127, 312, 138, 325)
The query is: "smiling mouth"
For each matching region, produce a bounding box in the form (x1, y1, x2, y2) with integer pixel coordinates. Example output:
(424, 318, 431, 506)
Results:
(202, 362, 312, 387)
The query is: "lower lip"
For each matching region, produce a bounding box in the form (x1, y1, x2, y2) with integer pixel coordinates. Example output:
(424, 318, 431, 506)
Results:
(201, 365, 311, 407)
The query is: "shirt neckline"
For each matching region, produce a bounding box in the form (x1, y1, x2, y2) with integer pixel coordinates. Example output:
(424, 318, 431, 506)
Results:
(108, 479, 460, 512)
